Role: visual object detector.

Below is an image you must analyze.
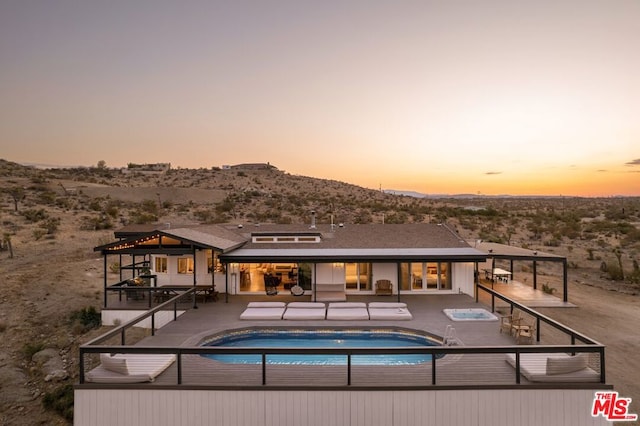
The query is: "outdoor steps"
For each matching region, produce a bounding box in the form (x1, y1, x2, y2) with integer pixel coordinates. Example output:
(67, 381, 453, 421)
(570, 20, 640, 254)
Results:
(314, 283, 346, 301)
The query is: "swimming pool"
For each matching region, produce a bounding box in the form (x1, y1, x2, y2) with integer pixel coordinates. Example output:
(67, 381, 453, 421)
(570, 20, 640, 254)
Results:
(443, 308, 498, 321)
(201, 329, 441, 365)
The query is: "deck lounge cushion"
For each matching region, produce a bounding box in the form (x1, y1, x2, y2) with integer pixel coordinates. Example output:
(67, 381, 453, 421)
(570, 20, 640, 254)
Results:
(328, 302, 367, 309)
(100, 354, 129, 375)
(246, 302, 286, 308)
(86, 354, 176, 383)
(240, 307, 285, 320)
(326, 303, 369, 320)
(287, 302, 325, 309)
(546, 353, 589, 375)
(283, 307, 326, 320)
(368, 302, 407, 309)
(505, 353, 599, 382)
(368, 307, 413, 320)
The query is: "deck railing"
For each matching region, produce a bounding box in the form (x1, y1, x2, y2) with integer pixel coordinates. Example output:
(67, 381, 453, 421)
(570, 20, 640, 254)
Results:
(79, 289, 608, 389)
(476, 283, 602, 346)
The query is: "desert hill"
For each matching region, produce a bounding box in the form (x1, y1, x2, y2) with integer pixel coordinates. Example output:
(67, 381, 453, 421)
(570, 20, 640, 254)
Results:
(0, 158, 639, 424)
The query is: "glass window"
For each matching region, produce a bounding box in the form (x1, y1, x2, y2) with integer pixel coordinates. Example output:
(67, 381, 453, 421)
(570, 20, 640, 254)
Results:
(177, 258, 194, 274)
(345, 263, 371, 291)
(155, 257, 167, 273)
(399, 263, 410, 291)
(439, 263, 451, 290)
(207, 251, 225, 274)
(426, 262, 438, 289)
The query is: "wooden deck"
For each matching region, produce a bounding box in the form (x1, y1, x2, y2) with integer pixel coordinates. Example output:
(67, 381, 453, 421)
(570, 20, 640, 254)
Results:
(90, 293, 603, 388)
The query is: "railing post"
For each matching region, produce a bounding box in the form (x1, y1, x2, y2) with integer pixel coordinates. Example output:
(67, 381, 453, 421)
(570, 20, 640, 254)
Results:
(347, 354, 352, 386)
(536, 318, 541, 342)
(174, 301, 178, 321)
(599, 347, 606, 384)
(431, 353, 436, 385)
(262, 353, 267, 385)
(151, 312, 155, 336)
(121, 328, 125, 346)
(79, 349, 85, 384)
(177, 350, 182, 385)
(515, 351, 521, 384)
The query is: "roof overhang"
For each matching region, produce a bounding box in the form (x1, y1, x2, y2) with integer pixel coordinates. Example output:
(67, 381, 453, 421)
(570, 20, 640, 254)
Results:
(220, 247, 487, 263)
(94, 229, 245, 255)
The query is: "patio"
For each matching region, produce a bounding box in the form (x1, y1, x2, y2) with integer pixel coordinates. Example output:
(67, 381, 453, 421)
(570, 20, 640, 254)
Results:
(86, 292, 602, 389)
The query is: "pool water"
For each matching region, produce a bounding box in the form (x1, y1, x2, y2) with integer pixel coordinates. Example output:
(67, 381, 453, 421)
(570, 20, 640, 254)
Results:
(201, 329, 440, 365)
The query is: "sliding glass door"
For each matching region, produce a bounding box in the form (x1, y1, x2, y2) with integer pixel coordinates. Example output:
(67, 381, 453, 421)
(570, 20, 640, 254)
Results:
(400, 262, 451, 291)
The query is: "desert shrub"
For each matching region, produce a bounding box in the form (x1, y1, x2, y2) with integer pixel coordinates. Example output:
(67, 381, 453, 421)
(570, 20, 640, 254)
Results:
(42, 384, 74, 421)
(69, 306, 101, 333)
(542, 283, 556, 294)
(41, 217, 60, 234)
(22, 342, 45, 359)
(32, 228, 46, 240)
(603, 263, 624, 281)
(80, 215, 113, 230)
(132, 211, 157, 224)
(543, 238, 561, 247)
(194, 209, 214, 223)
(21, 208, 49, 223)
(37, 191, 57, 205)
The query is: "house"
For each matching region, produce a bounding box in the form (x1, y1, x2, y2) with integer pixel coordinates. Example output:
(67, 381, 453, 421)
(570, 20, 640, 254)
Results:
(81, 222, 611, 426)
(95, 222, 486, 307)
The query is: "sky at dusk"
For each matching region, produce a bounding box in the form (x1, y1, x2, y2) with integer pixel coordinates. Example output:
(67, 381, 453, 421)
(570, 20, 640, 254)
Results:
(1, 1, 639, 196)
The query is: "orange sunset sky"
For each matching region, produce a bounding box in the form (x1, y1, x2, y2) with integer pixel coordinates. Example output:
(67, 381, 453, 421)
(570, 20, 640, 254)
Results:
(1, 1, 639, 196)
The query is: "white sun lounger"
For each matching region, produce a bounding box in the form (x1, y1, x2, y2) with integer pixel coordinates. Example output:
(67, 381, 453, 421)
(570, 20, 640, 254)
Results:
(367, 302, 413, 320)
(505, 352, 600, 382)
(86, 353, 176, 383)
(326, 302, 369, 320)
(239, 301, 286, 320)
(283, 302, 326, 320)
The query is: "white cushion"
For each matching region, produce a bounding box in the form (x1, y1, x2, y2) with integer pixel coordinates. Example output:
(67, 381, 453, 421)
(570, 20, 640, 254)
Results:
(100, 354, 129, 375)
(287, 302, 325, 309)
(546, 353, 589, 375)
(368, 302, 407, 309)
(246, 301, 286, 308)
(328, 302, 367, 309)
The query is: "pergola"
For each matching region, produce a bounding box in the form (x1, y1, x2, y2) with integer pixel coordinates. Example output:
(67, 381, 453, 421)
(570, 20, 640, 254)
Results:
(94, 228, 244, 308)
(472, 241, 569, 302)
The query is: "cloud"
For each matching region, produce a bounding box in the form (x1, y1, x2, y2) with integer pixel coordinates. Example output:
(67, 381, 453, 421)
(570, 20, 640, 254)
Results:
(597, 169, 608, 173)
(484, 171, 502, 175)
(625, 158, 640, 166)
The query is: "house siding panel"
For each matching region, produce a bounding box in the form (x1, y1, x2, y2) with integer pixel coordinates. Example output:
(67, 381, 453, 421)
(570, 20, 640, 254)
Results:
(74, 389, 608, 426)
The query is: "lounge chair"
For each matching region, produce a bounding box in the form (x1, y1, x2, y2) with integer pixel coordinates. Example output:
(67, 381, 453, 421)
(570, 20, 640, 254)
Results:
(86, 353, 176, 383)
(367, 302, 413, 320)
(283, 302, 326, 320)
(514, 321, 536, 344)
(239, 301, 286, 320)
(264, 274, 279, 296)
(374, 279, 393, 296)
(326, 302, 369, 320)
(499, 311, 521, 335)
(290, 284, 305, 296)
(505, 352, 600, 382)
